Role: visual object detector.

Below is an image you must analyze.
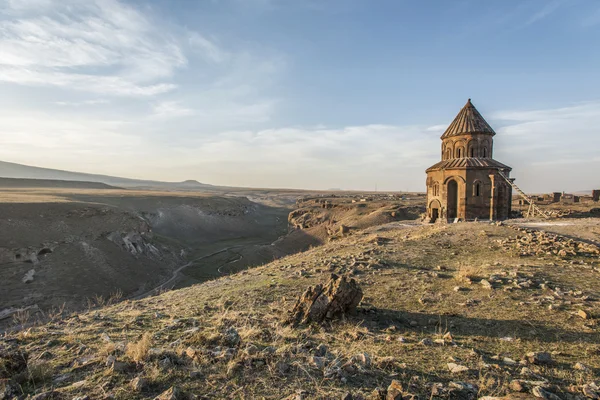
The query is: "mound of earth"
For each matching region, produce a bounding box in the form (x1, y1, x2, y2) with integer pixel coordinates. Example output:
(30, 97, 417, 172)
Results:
(3, 219, 598, 399)
(289, 194, 424, 237)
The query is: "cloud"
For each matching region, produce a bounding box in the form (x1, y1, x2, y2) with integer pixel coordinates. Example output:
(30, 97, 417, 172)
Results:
(0, 108, 143, 174)
(1, 100, 598, 192)
(152, 101, 194, 118)
(0, 0, 222, 96)
(188, 32, 229, 63)
(54, 99, 110, 106)
(163, 124, 440, 190)
(524, 0, 564, 26)
(490, 102, 600, 192)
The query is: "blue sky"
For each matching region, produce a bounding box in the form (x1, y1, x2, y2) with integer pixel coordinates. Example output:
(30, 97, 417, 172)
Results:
(0, 0, 599, 191)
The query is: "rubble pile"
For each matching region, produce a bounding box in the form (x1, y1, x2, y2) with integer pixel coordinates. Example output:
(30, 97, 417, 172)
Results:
(500, 227, 600, 258)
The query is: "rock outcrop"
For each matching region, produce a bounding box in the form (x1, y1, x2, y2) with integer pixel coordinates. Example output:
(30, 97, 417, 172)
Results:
(286, 274, 363, 325)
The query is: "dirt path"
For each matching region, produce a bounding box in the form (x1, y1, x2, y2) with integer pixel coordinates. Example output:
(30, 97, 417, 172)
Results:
(130, 245, 248, 300)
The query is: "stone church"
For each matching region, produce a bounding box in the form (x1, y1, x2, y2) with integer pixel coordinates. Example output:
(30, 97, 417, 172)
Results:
(425, 99, 513, 223)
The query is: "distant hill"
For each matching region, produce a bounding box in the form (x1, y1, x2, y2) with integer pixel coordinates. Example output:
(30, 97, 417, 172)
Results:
(0, 160, 213, 190)
(0, 177, 120, 190)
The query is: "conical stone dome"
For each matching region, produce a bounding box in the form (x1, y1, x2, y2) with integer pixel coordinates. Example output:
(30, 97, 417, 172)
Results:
(440, 99, 496, 139)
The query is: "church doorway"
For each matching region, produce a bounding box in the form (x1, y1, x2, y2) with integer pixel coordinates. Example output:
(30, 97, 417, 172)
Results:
(428, 199, 441, 223)
(431, 208, 439, 223)
(447, 180, 458, 220)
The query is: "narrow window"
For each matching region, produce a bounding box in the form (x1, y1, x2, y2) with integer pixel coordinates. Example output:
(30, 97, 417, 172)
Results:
(469, 147, 475, 157)
(476, 183, 481, 197)
(482, 147, 488, 158)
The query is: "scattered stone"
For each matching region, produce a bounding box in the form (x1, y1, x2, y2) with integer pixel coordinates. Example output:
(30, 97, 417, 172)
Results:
(286, 274, 363, 325)
(447, 362, 469, 373)
(352, 352, 371, 368)
(531, 386, 561, 400)
(105, 355, 116, 367)
(131, 377, 148, 392)
(481, 279, 493, 289)
(526, 352, 553, 365)
(155, 386, 183, 400)
(582, 382, 600, 399)
(509, 380, 526, 392)
(386, 380, 404, 400)
(578, 310, 590, 320)
(309, 356, 326, 369)
(219, 327, 239, 347)
(419, 338, 433, 346)
(573, 362, 589, 371)
(111, 360, 131, 373)
(244, 344, 259, 355)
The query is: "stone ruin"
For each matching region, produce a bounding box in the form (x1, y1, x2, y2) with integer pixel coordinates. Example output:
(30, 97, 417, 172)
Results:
(286, 274, 363, 326)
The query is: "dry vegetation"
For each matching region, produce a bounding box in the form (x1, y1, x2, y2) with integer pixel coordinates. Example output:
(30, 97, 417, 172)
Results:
(1, 217, 599, 399)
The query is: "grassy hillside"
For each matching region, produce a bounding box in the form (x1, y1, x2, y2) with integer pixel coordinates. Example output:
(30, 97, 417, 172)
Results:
(2, 220, 599, 399)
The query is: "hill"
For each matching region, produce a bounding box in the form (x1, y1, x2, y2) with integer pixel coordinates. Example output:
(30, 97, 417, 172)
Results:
(0, 177, 120, 190)
(1, 219, 599, 399)
(0, 161, 213, 191)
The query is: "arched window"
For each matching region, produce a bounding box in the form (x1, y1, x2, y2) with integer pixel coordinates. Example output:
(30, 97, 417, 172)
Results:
(433, 183, 440, 196)
(473, 182, 481, 197)
(469, 147, 475, 157)
(482, 147, 488, 158)
(446, 149, 451, 159)
(456, 147, 464, 158)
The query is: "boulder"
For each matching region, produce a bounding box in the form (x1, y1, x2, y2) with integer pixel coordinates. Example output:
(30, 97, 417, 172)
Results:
(286, 274, 363, 325)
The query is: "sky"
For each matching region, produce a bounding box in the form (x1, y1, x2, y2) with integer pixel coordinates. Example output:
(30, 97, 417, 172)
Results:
(0, 0, 599, 192)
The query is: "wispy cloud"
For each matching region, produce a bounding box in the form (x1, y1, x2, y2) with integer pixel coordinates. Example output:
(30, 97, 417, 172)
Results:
(54, 99, 110, 107)
(1, 100, 599, 192)
(0, 0, 223, 96)
(524, 0, 564, 26)
(188, 32, 229, 63)
(152, 101, 194, 118)
(491, 101, 600, 192)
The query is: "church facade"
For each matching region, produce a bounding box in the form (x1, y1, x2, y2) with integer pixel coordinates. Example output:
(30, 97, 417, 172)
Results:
(425, 99, 513, 223)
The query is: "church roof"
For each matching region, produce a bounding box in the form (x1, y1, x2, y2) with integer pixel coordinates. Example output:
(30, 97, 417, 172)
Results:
(441, 99, 496, 139)
(426, 157, 511, 172)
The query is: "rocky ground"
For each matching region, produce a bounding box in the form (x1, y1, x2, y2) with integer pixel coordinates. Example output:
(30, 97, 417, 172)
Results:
(2, 218, 599, 399)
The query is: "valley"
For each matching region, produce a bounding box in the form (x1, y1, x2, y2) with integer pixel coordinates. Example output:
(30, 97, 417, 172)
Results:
(0, 181, 424, 331)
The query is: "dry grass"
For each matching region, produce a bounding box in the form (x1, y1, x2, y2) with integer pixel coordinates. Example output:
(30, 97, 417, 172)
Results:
(125, 332, 153, 363)
(455, 264, 485, 282)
